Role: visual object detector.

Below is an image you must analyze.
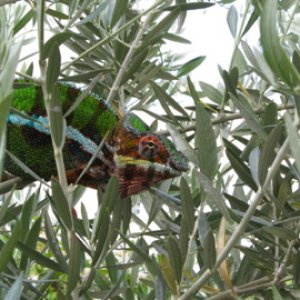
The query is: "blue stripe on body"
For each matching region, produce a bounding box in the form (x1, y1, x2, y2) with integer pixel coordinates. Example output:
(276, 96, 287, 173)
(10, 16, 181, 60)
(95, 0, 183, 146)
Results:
(8, 113, 102, 157)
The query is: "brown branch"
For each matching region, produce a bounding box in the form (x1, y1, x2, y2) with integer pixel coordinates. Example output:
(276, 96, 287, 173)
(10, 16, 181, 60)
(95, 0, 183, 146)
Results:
(207, 276, 272, 300)
(158, 104, 295, 136)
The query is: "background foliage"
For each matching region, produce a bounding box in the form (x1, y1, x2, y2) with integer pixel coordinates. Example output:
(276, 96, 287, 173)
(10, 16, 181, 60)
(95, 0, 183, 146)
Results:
(1, 0, 300, 299)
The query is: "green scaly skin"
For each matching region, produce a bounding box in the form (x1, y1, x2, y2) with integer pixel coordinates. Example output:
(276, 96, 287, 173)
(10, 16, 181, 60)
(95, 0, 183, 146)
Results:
(5, 82, 189, 197)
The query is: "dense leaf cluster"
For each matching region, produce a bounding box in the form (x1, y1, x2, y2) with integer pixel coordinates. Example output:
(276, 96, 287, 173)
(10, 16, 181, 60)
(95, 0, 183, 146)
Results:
(0, 0, 300, 299)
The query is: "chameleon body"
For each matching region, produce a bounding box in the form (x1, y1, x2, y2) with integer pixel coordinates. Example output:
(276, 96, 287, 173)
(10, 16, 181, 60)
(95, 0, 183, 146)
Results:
(5, 82, 189, 198)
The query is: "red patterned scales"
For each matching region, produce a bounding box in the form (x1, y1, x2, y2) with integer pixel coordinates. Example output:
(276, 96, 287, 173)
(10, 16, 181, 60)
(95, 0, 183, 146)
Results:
(5, 82, 189, 197)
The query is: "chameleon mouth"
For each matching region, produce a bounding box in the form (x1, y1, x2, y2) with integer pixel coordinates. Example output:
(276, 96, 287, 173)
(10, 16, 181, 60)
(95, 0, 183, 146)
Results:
(114, 154, 187, 197)
(114, 155, 184, 176)
(169, 154, 189, 173)
(156, 135, 189, 173)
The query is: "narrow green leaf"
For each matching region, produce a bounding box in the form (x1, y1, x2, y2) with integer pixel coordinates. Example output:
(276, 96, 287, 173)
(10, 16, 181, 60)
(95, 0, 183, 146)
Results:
(20, 216, 42, 270)
(258, 124, 282, 184)
(101, 270, 126, 300)
(293, 51, 300, 74)
(44, 211, 68, 272)
(50, 177, 73, 230)
(111, 198, 122, 244)
(92, 212, 110, 265)
(46, 8, 69, 20)
(230, 93, 267, 139)
(49, 84, 66, 149)
(150, 81, 189, 119)
(262, 102, 278, 134)
(0, 94, 12, 176)
(0, 191, 13, 224)
(177, 56, 205, 77)
(293, 252, 300, 286)
(80, 203, 91, 239)
(121, 197, 131, 234)
(46, 42, 61, 93)
(91, 176, 120, 242)
(272, 285, 284, 300)
(177, 3, 186, 31)
(13, 9, 35, 34)
(6, 151, 46, 184)
(164, 33, 191, 44)
(163, 2, 214, 11)
(226, 149, 258, 191)
(0, 221, 20, 273)
(263, 226, 297, 240)
(227, 5, 238, 38)
(60, 227, 70, 258)
(148, 195, 163, 225)
(158, 255, 177, 295)
(195, 101, 218, 179)
(111, 0, 129, 27)
(20, 194, 38, 241)
(121, 48, 149, 84)
(198, 211, 209, 246)
(249, 147, 260, 186)
(197, 169, 230, 219)
(179, 218, 189, 262)
(120, 234, 151, 263)
(17, 242, 63, 272)
(180, 178, 194, 232)
(62, 69, 112, 82)
(285, 113, 300, 174)
(106, 253, 119, 283)
(0, 204, 22, 227)
(3, 273, 23, 300)
(240, 41, 255, 67)
(154, 275, 165, 300)
(199, 81, 223, 105)
(188, 76, 216, 112)
(67, 232, 81, 294)
(0, 40, 22, 100)
(74, 2, 107, 26)
(43, 32, 75, 59)
(167, 236, 182, 284)
(242, 6, 259, 37)
(0, 178, 24, 195)
(143, 9, 180, 46)
(72, 185, 86, 207)
(231, 48, 247, 72)
(222, 68, 239, 98)
(0, 131, 7, 178)
(260, 0, 300, 88)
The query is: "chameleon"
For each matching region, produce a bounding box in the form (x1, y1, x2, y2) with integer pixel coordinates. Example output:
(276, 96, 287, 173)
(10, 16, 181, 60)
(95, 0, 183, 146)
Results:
(4, 81, 189, 198)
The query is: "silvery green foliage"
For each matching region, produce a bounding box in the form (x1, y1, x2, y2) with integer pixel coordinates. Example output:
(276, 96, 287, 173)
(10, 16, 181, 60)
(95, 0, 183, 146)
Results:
(1, 0, 300, 299)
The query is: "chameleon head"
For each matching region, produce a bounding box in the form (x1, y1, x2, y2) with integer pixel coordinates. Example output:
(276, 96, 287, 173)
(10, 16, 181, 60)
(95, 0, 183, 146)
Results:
(109, 114, 189, 197)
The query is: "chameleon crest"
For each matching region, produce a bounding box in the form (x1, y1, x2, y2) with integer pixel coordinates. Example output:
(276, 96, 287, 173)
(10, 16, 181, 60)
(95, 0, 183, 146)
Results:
(5, 82, 189, 197)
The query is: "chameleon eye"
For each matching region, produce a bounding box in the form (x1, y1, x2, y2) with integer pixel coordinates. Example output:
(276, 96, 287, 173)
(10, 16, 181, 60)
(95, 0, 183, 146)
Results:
(147, 141, 154, 148)
(138, 136, 160, 159)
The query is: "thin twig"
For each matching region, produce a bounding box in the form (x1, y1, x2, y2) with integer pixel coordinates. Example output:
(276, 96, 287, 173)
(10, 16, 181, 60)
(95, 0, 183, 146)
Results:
(180, 209, 203, 289)
(158, 104, 295, 136)
(106, 12, 152, 111)
(207, 277, 272, 300)
(61, 1, 165, 73)
(228, 1, 251, 70)
(37, 1, 72, 215)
